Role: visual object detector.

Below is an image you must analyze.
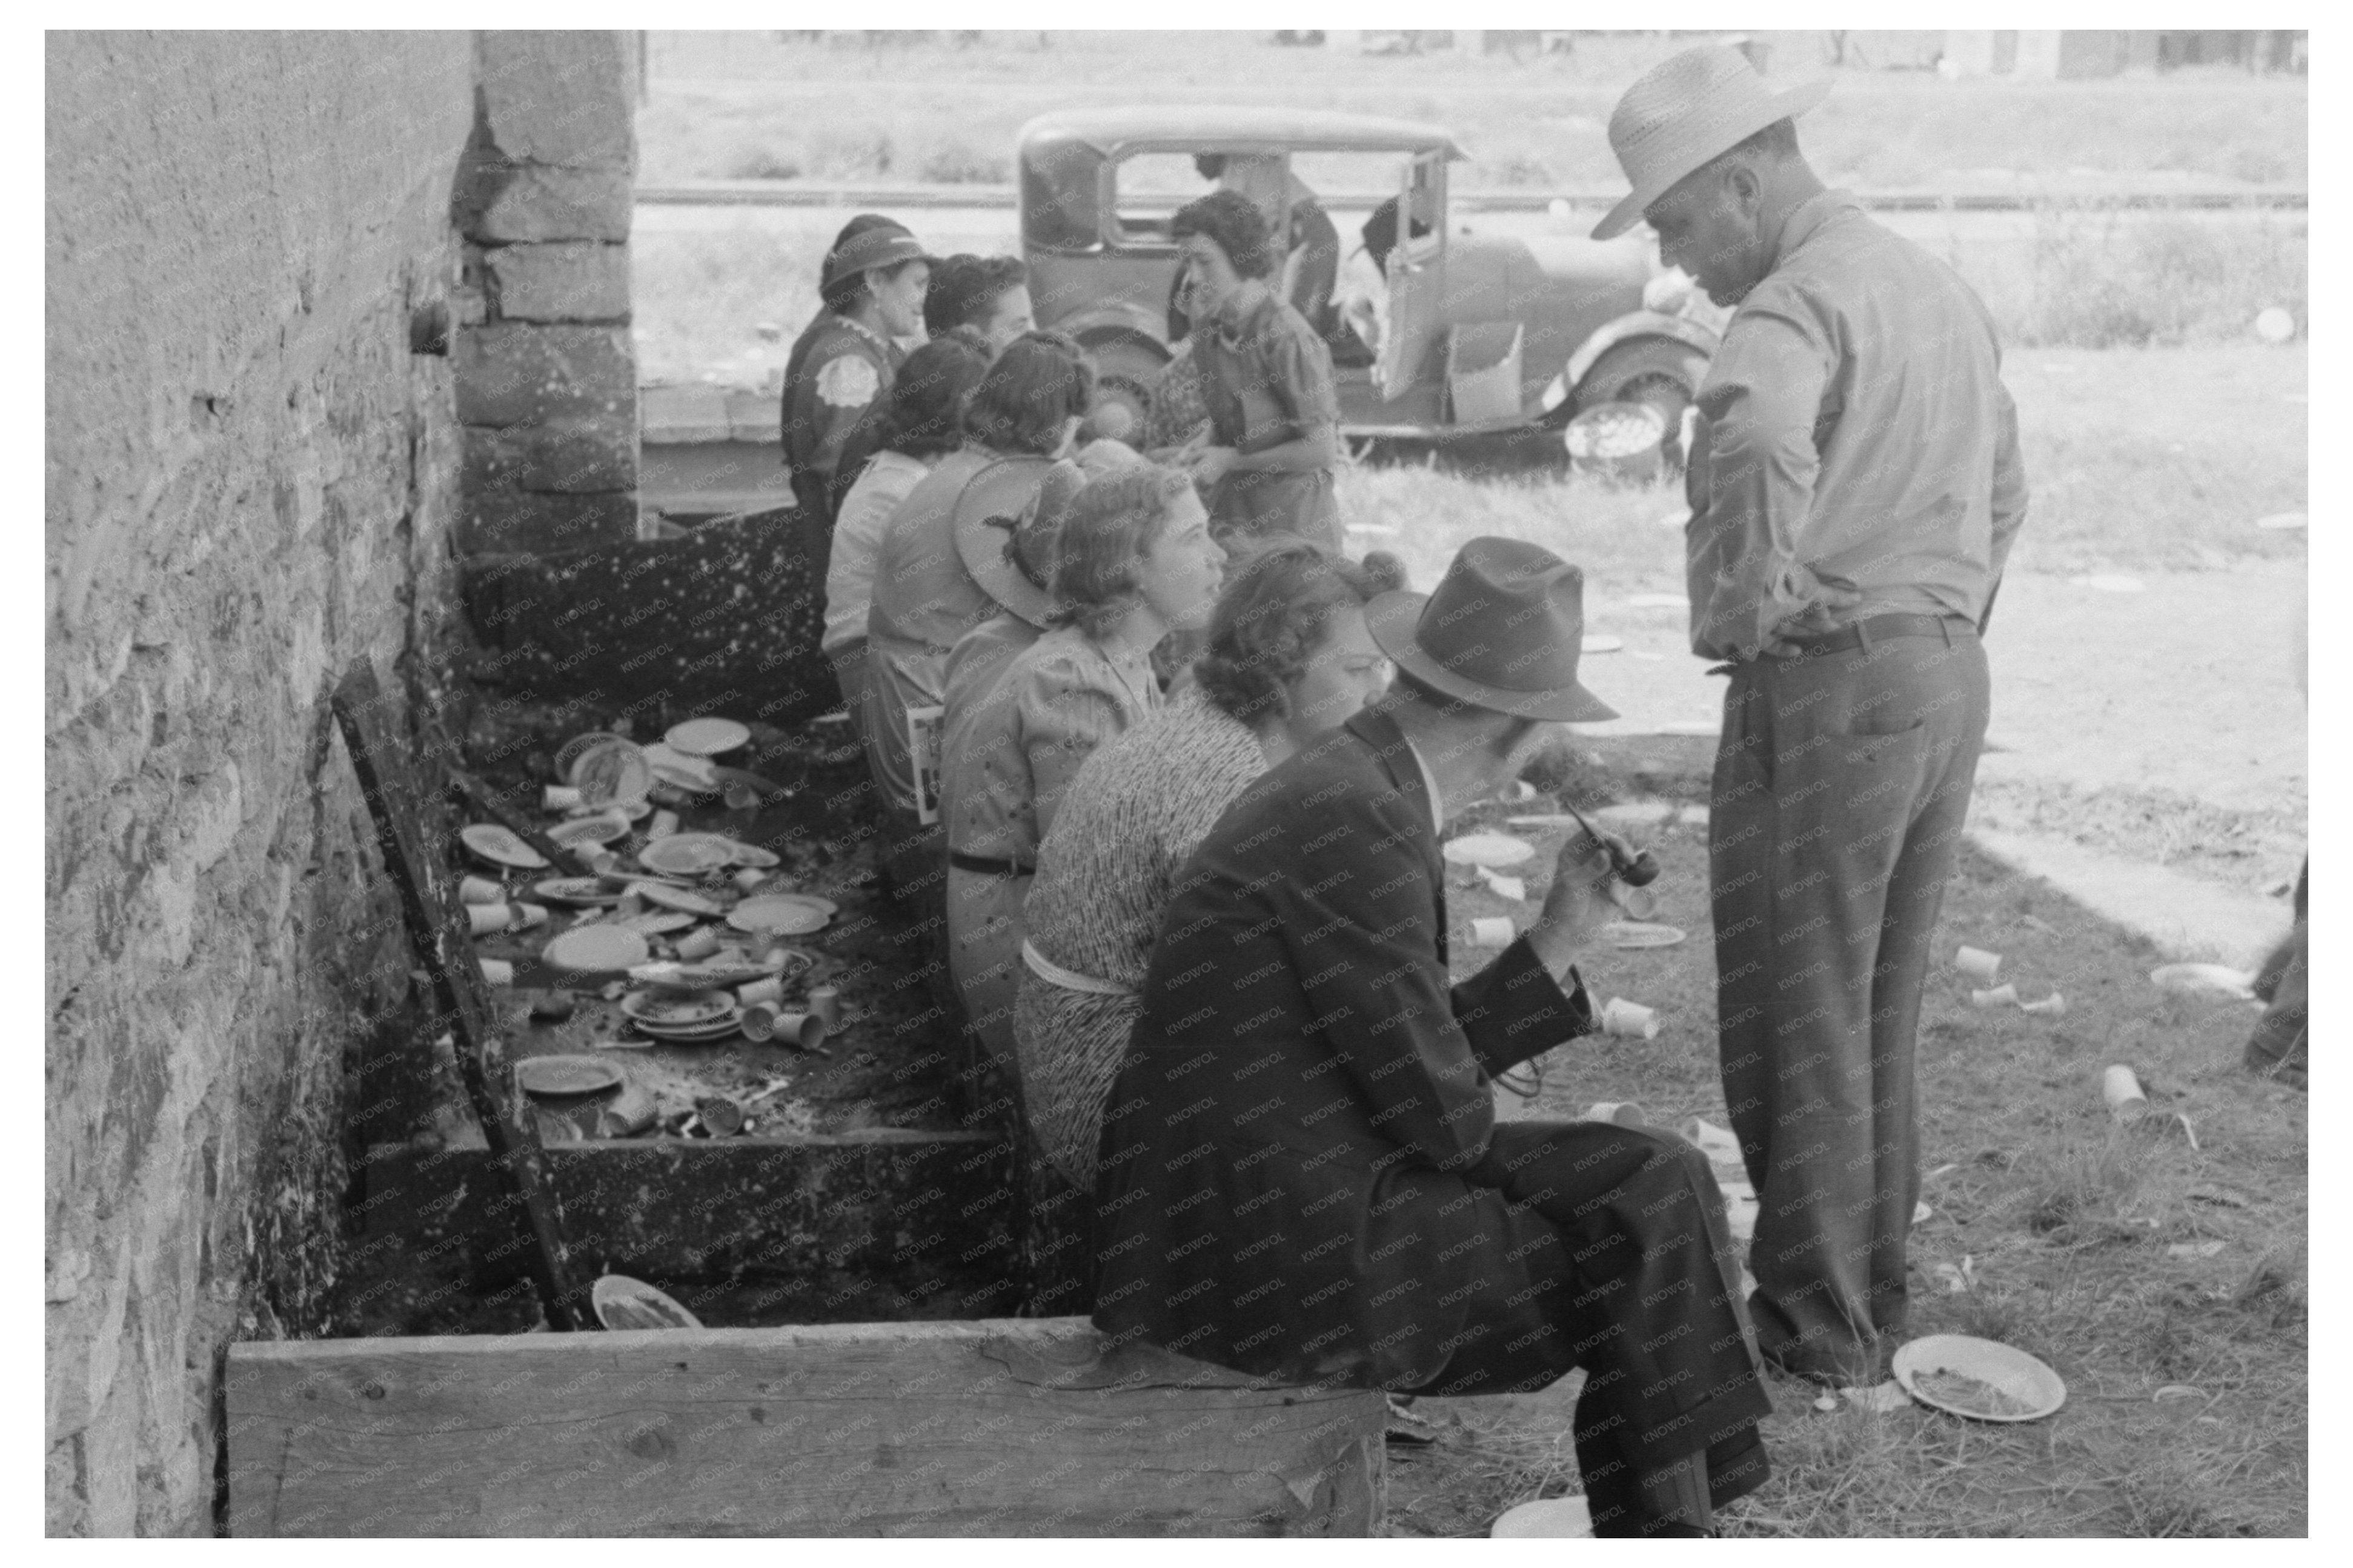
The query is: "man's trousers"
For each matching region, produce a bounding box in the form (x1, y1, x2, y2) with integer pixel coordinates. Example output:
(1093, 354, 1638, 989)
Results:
(1709, 625, 1990, 1384)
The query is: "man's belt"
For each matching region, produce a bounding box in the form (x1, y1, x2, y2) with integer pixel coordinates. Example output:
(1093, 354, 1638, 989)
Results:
(1771, 613, 1977, 658)
(948, 849, 1034, 878)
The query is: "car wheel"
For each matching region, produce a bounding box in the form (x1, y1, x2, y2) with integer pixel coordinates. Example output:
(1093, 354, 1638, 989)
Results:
(1084, 337, 1169, 442)
(1571, 337, 1710, 460)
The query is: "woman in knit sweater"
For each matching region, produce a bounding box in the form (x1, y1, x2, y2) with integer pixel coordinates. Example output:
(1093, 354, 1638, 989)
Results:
(1014, 540, 1405, 1192)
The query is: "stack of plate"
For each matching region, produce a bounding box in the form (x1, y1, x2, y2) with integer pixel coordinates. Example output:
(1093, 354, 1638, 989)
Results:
(619, 988, 742, 1042)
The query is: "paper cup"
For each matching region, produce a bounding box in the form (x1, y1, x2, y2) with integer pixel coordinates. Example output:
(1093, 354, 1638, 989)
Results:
(459, 875, 505, 906)
(1969, 983, 2019, 1008)
(2102, 1065, 2148, 1118)
(1470, 916, 1515, 947)
(1601, 997, 1661, 1040)
(732, 868, 768, 894)
(675, 927, 720, 961)
(736, 977, 785, 1009)
(739, 1002, 782, 1042)
(807, 986, 843, 1031)
(478, 958, 516, 986)
(583, 848, 620, 875)
(772, 1012, 827, 1052)
(1586, 1101, 1650, 1127)
(543, 785, 583, 811)
(509, 902, 549, 931)
(1954, 945, 2003, 982)
(1608, 882, 1660, 922)
(648, 810, 680, 840)
(2020, 992, 2067, 1017)
(468, 903, 513, 937)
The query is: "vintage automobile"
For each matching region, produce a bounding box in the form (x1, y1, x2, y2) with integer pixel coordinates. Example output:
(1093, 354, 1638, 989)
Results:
(1017, 106, 1719, 446)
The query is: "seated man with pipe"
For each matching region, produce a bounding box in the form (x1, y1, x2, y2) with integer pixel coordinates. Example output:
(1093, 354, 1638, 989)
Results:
(1091, 538, 1771, 1538)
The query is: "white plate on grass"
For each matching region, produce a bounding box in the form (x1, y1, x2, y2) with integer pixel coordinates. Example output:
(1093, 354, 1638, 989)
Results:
(1601, 922, 1685, 949)
(728, 893, 836, 937)
(460, 823, 548, 870)
(1442, 833, 1536, 869)
(1893, 1335, 2065, 1423)
(664, 717, 751, 757)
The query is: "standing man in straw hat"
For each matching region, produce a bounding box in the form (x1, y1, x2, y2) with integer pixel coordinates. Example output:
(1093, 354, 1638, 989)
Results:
(1095, 539, 1771, 1536)
(1595, 45, 2029, 1388)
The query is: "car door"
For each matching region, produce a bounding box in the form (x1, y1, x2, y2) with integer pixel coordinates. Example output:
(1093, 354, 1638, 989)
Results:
(1376, 150, 1446, 402)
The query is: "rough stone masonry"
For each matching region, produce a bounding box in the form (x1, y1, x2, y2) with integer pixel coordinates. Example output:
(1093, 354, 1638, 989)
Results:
(45, 30, 640, 1535)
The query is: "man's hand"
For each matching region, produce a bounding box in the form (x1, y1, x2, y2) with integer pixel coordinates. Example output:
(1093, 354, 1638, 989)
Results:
(1761, 583, 1867, 656)
(1525, 822, 1630, 981)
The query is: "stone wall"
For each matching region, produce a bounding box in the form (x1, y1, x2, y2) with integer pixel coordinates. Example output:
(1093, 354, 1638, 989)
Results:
(46, 30, 483, 1536)
(453, 30, 643, 556)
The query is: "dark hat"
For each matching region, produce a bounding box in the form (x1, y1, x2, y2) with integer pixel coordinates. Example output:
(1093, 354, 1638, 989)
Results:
(954, 455, 1086, 628)
(1366, 537, 1618, 722)
(820, 221, 936, 292)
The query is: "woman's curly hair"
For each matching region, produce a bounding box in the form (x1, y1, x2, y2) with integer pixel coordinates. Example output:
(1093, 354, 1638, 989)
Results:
(963, 328, 1095, 456)
(880, 327, 991, 460)
(1050, 465, 1196, 637)
(1193, 542, 1407, 725)
(1170, 190, 1276, 281)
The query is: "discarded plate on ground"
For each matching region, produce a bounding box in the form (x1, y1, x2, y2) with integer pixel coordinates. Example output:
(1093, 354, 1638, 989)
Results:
(542, 924, 652, 975)
(621, 911, 698, 937)
(548, 814, 630, 849)
(665, 717, 751, 757)
(591, 1274, 705, 1332)
(534, 876, 622, 908)
(514, 1055, 624, 1098)
(2149, 962, 2256, 999)
(723, 840, 782, 869)
(631, 1012, 744, 1044)
(1490, 1497, 1591, 1538)
(566, 737, 652, 809)
(2254, 511, 2306, 531)
(1581, 634, 1624, 654)
(1892, 1335, 2066, 1423)
(460, 823, 548, 870)
(1601, 922, 1685, 949)
(1623, 592, 1690, 610)
(1477, 867, 1526, 902)
(1442, 832, 1536, 869)
(620, 989, 735, 1028)
(632, 882, 725, 917)
(728, 893, 836, 937)
(637, 832, 741, 876)
(643, 742, 720, 792)
(631, 959, 782, 991)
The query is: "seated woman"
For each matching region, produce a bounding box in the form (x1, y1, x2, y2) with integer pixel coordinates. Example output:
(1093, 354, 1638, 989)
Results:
(1167, 191, 1344, 551)
(939, 466, 1227, 1088)
(1014, 540, 1405, 1198)
(861, 330, 1094, 908)
(823, 327, 992, 730)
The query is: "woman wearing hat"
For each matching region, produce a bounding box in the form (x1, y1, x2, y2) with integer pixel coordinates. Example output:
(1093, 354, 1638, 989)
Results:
(1163, 190, 1343, 551)
(860, 331, 1095, 908)
(780, 216, 935, 550)
(938, 465, 1226, 1092)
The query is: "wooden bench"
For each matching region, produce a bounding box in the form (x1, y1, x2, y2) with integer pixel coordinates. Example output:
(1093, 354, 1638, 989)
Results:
(227, 1317, 1385, 1536)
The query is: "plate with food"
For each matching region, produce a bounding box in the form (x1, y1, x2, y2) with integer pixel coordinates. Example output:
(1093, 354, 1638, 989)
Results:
(514, 1055, 625, 1099)
(664, 717, 751, 757)
(533, 876, 623, 908)
(631, 958, 782, 991)
(460, 823, 549, 871)
(636, 833, 742, 877)
(548, 814, 631, 850)
(541, 925, 652, 975)
(728, 893, 837, 937)
(619, 988, 736, 1028)
(1892, 1335, 2065, 1423)
(591, 1274, 705, 1332)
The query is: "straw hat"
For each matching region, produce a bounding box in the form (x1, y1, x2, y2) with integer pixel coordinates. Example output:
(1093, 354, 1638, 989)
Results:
(1366, 537, 1617, 723)
(1591, 45, 1831, 241)
(953, 455, 1087, 628)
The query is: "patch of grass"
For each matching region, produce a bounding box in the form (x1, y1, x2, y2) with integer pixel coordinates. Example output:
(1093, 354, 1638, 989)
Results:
(2022, 207, 2306, 348)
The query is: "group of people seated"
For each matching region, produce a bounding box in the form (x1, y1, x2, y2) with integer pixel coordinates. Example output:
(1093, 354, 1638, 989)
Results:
(780, 202, 1774, 1538)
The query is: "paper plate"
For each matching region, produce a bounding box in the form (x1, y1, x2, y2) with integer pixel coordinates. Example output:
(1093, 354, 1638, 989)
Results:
(591, 1274, 705, 1333)
(1490, 1497, 1591, 1538)
(514, 1055, 625, 1098)
(619, 989, 736, 1028)
(728, 893, 835, 937)
(1602, 922, 1686, 949)
(1581, 634, 1624, 654)
(724, 840, 782, 869)
(2150, 962, 2257, 999)
(1442, 833, 1536, 869)
(629, 960, 779, 991)
(566, 737, 652, 809)
(664, 717, 751, 757)
(460, 823, 549, 870)
(642, 743, 720, 792)
(636, 833, 740, 876)
(542, 925, 652, 975)
(548, 814, 630, 849)
(1893, 1335, 2066, 1423)
(632, 1014, 744, 1043)
(533, 876, 622, 908)
(555, 732, 627, 779)
(632, 882, 725, 917)
(622, 911, 699, 937)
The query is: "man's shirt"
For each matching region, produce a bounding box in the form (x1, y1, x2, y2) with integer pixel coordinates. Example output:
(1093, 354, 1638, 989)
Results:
(1687, 190, 2029, 662)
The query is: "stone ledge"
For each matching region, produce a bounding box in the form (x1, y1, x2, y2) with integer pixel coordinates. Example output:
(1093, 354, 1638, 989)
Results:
(470, 165, 631, 243)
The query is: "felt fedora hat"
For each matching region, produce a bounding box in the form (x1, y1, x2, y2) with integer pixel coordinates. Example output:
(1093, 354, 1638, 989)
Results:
(1591, 44, 1832, 241)
(954, 455, 1087, 628)
(1366, 537, 1617, 723)
(820, 221, 937, 292)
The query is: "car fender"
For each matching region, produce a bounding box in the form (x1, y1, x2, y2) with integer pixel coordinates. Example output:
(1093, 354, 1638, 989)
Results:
(1054, 303, 1172, 357)
(1564, 311, 1721, 392)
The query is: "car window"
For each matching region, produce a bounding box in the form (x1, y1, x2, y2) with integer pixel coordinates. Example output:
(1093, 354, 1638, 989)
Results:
(1110, 152, 1204, 248)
